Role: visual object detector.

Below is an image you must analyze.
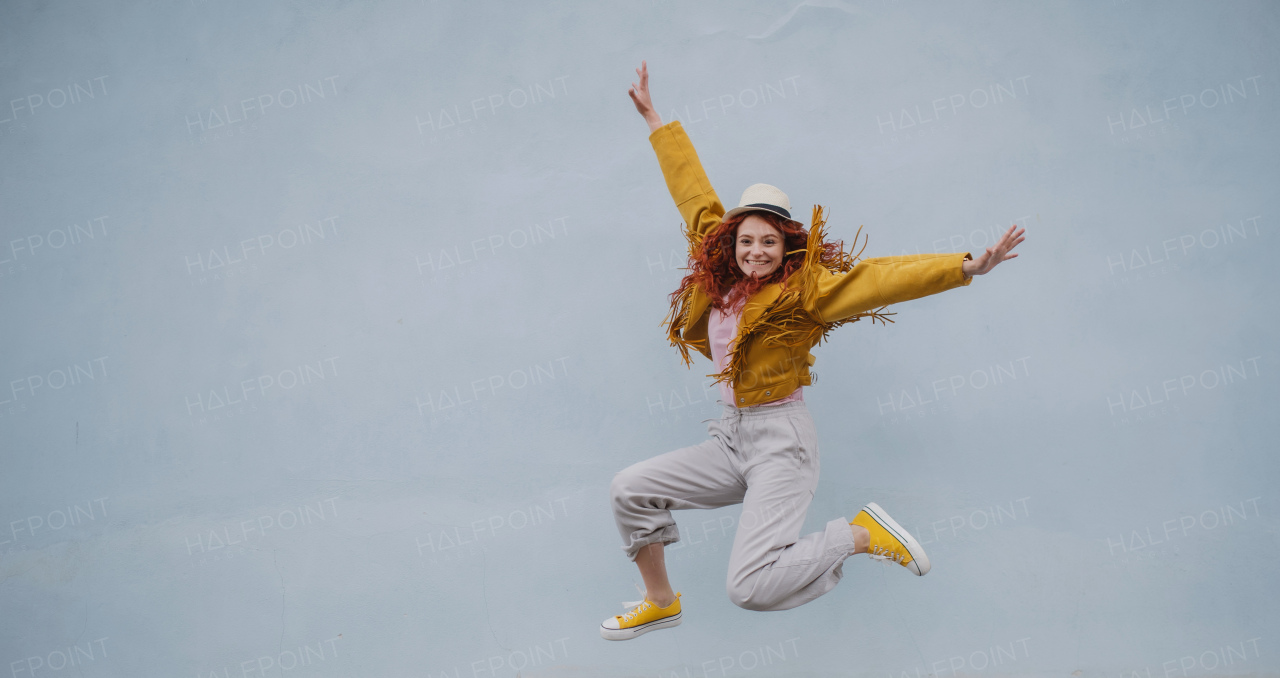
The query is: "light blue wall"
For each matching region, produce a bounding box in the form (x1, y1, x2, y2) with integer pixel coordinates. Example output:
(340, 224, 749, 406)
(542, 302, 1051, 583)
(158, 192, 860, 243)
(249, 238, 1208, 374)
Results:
(2, 1, 1276, 676)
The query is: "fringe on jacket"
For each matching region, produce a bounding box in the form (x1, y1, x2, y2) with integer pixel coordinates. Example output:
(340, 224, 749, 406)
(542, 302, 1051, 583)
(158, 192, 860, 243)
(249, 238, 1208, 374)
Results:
(660, 204, 896, 387)
(658, 212, 706, 369)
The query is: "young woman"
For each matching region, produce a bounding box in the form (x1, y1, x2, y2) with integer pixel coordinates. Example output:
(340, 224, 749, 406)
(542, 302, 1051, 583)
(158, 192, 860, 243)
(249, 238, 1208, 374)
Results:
(601, 61, 1025, 641)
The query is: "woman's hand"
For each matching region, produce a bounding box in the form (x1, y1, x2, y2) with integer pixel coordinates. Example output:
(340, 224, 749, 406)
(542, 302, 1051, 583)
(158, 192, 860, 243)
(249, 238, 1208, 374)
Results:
(629, 60, 664, 133)
(962, 225, 1025, 278)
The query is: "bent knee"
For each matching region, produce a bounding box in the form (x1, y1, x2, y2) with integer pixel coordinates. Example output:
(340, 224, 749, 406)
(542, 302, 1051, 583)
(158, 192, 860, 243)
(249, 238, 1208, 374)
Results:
(726, 582, 772, 611)
(610, 467, 643, 507)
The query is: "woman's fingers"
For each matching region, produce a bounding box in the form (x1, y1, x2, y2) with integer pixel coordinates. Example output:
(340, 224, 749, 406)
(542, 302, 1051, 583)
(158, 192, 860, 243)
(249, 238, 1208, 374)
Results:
(632, 62, 651, 100)
(993, 229, 1022, 256)
(967, 226, 1025, 275)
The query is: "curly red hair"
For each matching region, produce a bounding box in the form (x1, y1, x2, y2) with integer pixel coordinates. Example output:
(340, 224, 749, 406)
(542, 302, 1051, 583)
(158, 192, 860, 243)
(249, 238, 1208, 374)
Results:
(670, 209, 848, 312)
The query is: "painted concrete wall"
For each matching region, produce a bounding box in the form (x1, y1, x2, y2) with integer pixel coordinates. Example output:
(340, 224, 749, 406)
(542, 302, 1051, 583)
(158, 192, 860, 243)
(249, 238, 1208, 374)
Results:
(2, 1, 1276, 676)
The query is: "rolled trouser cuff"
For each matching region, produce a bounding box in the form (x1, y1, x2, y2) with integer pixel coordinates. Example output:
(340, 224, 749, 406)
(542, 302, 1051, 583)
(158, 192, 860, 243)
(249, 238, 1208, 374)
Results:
(825, 516, 858, 557)
(622, 524, 681, 562)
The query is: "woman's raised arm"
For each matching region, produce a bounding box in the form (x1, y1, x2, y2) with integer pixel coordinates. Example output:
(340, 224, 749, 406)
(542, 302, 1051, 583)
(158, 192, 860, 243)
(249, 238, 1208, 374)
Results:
(631, 61, 725, 247)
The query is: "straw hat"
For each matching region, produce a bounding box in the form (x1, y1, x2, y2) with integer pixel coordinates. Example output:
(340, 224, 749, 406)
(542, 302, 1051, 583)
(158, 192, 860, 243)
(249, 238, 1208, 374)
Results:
(723, 183, 803, 227)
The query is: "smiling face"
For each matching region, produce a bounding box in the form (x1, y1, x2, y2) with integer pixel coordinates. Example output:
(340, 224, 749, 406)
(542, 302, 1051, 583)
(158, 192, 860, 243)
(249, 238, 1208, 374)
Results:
(735, 213, 785, 278)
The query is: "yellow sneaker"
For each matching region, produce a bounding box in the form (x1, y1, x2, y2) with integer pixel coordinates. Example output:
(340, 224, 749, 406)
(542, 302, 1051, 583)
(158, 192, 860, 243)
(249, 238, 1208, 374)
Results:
(851, 502, 931, 575)
(599, 592, 682, 641)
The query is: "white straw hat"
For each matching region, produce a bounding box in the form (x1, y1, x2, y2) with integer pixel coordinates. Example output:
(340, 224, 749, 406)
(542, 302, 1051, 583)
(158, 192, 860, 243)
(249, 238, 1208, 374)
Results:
(723, 183, 803, 227)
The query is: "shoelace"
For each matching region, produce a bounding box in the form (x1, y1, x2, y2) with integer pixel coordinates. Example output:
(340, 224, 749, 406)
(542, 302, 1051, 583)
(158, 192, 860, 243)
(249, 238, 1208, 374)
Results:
(868, 544, 904, 563)
(620, 582, 647, 611)
(620, 599, 653, 623)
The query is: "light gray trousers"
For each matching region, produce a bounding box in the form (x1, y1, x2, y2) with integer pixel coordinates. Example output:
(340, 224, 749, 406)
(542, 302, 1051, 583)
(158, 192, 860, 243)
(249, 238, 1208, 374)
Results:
(611, 399, 858, 611)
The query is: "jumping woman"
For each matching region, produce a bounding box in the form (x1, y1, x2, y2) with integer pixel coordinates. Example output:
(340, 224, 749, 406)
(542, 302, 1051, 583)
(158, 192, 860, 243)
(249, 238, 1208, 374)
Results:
(601, 61, 1025, 640)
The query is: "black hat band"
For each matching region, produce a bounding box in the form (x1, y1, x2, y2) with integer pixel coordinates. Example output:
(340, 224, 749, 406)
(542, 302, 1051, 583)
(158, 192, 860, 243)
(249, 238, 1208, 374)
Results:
(742, 203, 792, 220)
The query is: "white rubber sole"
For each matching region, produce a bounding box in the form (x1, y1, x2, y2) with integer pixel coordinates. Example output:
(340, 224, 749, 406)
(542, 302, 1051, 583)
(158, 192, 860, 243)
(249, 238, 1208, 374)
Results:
(599, 612, 682, 641)
(863, 502, 931, 576)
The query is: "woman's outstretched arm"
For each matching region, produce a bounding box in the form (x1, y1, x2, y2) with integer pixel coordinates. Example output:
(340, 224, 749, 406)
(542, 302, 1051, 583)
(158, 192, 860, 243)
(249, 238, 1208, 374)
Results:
(806, 253, 973, 323)
(806, 226, 1027, 322)
(630, 60, 726, 247)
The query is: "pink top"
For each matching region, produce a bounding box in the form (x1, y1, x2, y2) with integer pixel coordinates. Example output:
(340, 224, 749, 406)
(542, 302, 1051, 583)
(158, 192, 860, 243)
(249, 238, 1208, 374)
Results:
(708, 299, 804, 408)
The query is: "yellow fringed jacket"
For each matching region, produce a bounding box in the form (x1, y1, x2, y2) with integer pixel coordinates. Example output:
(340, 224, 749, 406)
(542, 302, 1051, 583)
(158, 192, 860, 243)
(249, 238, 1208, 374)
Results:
(649, 120, 974, 407)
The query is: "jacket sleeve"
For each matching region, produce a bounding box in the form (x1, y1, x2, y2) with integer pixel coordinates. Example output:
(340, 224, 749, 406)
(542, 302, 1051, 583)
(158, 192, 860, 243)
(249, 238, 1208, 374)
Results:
(648, 120, 725, 246)
(806, 252, 974, 323)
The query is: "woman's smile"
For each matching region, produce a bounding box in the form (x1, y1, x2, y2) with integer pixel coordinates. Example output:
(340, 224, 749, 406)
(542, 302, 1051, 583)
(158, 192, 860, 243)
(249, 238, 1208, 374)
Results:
(736, 214, 785, 277)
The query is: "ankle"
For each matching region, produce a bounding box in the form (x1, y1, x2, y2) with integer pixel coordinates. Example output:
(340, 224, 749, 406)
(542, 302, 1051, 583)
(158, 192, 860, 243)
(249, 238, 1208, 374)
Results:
(850, 524, 870, 555)
(649, 591, 677, 607)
